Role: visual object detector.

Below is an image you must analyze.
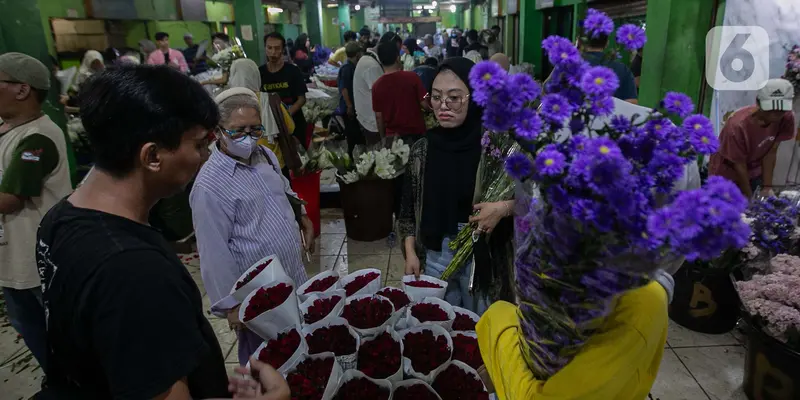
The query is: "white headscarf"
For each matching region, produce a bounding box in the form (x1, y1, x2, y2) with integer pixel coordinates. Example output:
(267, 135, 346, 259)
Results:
(79, 50, 103, 75)
(224, 61, 280, 140)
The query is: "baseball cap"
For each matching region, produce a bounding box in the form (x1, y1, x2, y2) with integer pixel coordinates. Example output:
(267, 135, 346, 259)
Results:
(757, 78, 794, 111)
(0, 52, 50, 90)
(184, 32, 193, 39)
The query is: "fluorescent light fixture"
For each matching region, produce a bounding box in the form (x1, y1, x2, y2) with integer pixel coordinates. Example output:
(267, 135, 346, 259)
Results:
(449, 4, 456, 12)
(326, 3, 338, 7)
(267, 7, 283, 13)
(355, 5, 361, 10)
(432, 1, 437, 7)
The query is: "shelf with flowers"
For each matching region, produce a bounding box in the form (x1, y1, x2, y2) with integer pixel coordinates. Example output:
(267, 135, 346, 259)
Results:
(468, 8, 750, 380)
(326, 139, 411, 241)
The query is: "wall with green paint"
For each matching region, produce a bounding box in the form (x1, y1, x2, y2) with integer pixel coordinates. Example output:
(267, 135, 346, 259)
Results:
(38, 0, 87, 56)
(439, 6, 463, 28)
(472, 5, 486, 30)
(350, 9, 364, 32)
(320, 7, 340, 48)
(206, 1, 235, 22)
(337, 5, 350, 38)
(135, 0, 178, 20)
(519, 0, 544, 77)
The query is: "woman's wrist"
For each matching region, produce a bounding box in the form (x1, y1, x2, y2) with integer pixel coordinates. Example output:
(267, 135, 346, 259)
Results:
(404, 236, 417, 256)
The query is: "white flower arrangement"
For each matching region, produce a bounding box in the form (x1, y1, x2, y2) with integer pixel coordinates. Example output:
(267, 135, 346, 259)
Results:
(329, 139, 411, 184)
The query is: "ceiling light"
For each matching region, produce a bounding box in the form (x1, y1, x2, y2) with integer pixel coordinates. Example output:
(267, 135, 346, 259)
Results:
(449, 4, 456, 12)
(326, 3, 337, 7)
(431, 1, 437, 7)
(355, 5, 360, 10)
(267, 7, 283, 13)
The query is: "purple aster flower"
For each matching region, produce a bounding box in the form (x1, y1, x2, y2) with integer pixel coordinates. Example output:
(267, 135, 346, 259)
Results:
(536, 148, 567, 177)
(645, 118, 675, 139)
(505, 152, 535, 180)
(540, 93, 575, 124)
(582, 9, 614, 39)
(682, 114, 716, 154)
(469, 61, 507, 93)
(616, 24, 647, 51)
(483, 109, 514, 132)
(514, 109, 544, 141)
(661, 92, 695, 118)
(589, 96, 615, 116)
(480, 131, 491, 149)
(580, 66, 619, 98)
(609, 115, 632, 134)
(542, 36, 581, 66)
(510, 73, 542, 104)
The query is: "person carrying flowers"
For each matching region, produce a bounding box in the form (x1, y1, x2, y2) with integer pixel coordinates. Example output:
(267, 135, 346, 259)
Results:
(398, 57, 515, 315)
(472, 9, 751, 399)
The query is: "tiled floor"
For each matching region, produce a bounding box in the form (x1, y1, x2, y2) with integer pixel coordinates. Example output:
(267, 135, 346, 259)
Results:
(0, 209, 750, 399)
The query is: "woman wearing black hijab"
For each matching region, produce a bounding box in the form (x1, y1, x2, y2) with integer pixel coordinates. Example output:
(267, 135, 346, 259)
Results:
(398, 57, 515, 314)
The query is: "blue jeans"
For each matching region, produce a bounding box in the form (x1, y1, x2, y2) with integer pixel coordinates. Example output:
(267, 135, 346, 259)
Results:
(3, 287, 47, 368)
(425, 236, 490, 315)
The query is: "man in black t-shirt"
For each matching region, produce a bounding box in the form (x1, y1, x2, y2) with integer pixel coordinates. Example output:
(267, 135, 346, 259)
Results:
(260, 31, 309, 148)
(35, 66, 248, 399)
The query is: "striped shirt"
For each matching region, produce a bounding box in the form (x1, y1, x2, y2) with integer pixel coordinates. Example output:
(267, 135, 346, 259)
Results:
(191, 145, 307, 313)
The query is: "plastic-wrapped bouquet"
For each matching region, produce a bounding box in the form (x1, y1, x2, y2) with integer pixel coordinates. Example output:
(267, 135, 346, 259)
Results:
(736, 254, 800, 348)
(330, 139, 411, 184)
(470, 9, 751, 379)
(783, 45, 800, 90)
(297, 142, 334, 176)
(210, 42, 245, 72)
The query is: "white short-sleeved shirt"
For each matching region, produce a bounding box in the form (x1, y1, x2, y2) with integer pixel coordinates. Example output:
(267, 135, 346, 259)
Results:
(353, 51, 384, 132)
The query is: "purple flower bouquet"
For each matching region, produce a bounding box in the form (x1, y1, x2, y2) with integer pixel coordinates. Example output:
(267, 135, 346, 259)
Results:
(470, 9, 751, 379)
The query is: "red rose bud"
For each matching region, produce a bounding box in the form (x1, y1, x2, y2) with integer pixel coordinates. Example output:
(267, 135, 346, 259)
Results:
(333, 377, 390, 400)
(303, 276, 339, 295)
(357, 332, 401, 379)
(303, 296, 342, 325)
(405, 280, 443, 288)
(344, 272, 380, 296)
(432, 364, 489, 400)
(452, 312, 477, 331)
(403, 330, 451, 375)
(243, 283, 293, 322)
(377, 288, 411, 310)
(306, 325, 357, 356)
(411, 303, 448, 322)
(342, 297, 392, 329)
(257, 328, 301, 369)
(235, 259, 273, 290)
(393, 384, 440, 400)
(451, 334, 483, 370)
(286, 357, 335, 400)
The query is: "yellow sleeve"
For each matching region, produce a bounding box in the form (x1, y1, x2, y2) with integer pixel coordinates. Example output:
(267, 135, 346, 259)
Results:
(477, 282, 668, 400)
(331, 47, 347, 63)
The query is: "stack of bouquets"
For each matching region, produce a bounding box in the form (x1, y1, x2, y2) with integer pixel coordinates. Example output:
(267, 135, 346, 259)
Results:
(229, 255, 289, 304)
(401, 325, 453, 382)
(303, 317, 360, 370)
(736, 254, 800, 349)
(407, 297, 456, 331)
(469, 8, 751, 379)
(299, 290, 345, 325)
(341, 294, 395, 337)
(251, 324, 307, 373)
(209, 40, 245, 71)
(298, 271, 341, 302)
(329, 138, 411, 184)
(284, 352, 343, 400)
(240, 276, 302, 340)
(402, 275, 448, 302)
(340, 268, 383, 297)
(296, 142, 335, 177)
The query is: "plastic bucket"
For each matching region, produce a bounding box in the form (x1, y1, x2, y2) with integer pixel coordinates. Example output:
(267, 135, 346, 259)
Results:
(339, 179, 394, 241)
(668, 262, 739, 334)
(291, 170, 321, 237)
(743, 320, 800, 400)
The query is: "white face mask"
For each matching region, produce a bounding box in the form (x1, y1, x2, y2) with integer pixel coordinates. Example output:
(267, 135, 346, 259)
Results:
(222, 134, 258, 159)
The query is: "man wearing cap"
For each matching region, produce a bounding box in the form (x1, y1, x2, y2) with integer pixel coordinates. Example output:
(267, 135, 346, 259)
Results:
(710, 78, 797, 198)
(182, 32, 207, 75)
(0, 52, 71, 368)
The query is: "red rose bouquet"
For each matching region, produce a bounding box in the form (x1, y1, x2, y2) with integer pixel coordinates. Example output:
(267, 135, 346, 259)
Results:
(341, 295, 394, 336)
(305, 324, 358, 356)
(241, 277, 302, 340)
(407, 297, 455, 330)
(402, 326, 453, 380)
(451, 307, 479, 332)
(297, 271, 340, 303)
(285, 353, 342, 400)
(235, 259, 273, 290)
(230, 255, 290, 303)
(333, 371, 391, 400)
(357, 330, 403, 380)
(302, 293, 344, 325)
(432, 361, 489, 400)
(402, 275, 447, 302)
(341, 268, 382, 297)
(255, 327, 303, 371)
(243, 283, 293, 322)
(451, 332, 482, 370)
(376, 287, 411, 311)
(392, 380, 442, 400)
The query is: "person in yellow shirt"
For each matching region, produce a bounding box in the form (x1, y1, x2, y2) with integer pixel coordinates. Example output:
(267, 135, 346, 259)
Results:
(477, 272, 674, 400)
(328, 31, 357, 67)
